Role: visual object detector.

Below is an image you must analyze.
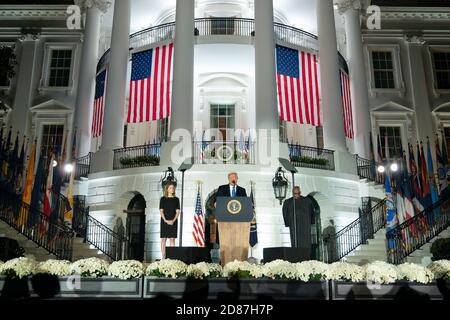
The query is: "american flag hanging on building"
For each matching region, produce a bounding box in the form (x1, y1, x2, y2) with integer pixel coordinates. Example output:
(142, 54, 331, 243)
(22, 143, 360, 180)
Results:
(92, 70, 107, 138)
(340, 69, 354, 139)
(193, 186, 205, 247)
(127, 43, 174, 123)
(276, 45, 321, 126)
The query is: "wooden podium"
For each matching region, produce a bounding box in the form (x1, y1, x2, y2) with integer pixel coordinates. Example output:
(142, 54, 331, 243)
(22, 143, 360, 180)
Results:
(216, 197, 253, 266)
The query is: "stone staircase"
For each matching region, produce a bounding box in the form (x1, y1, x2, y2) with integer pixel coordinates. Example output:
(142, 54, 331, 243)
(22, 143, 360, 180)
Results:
(343, 229, 387, 265)
(0, 220, 108, 261)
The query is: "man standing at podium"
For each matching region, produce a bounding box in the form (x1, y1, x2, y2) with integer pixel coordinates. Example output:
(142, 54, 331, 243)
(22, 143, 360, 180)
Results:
(216, 172, 247, 198)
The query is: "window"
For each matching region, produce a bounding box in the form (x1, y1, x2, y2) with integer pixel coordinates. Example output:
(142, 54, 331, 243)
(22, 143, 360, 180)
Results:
(157, 118, 169, 142)
(444, 127, 450, 158)
(48, 49, 72, 87)
(0, 45, 15, 87)
(210, 18, 235, 35)
(379, 126, 402, 159)
(40, 124, 64, 165)
(210, 104, 235, 141)
(372, 51, 395, 89)
(434, 52, 450, 90)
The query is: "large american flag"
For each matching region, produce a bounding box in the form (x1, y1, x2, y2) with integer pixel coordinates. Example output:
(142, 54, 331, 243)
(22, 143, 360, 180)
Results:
(192, 187, 205, 247)
(92, 70, 107, 138)
(127, 43, 174, 123)
(340, 69, 354, 139)
(276, 45, 321, 126)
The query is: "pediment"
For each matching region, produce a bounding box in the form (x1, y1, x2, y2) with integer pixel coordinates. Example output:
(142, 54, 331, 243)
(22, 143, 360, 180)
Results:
(30, 99, 73, 114)
(433, 102, 450, 114)
(371, 101, 414, 114)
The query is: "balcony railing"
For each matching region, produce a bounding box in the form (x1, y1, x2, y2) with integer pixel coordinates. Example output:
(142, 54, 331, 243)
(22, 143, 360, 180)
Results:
(193, 140, 256, 165)
(75, 153, 92, 180)
(288, 144, 335, 171)
(356, 155, 385, 185)
(97, 17, 319, 72)
(113, 143, 161, 170)
(386, 194, 450, 265)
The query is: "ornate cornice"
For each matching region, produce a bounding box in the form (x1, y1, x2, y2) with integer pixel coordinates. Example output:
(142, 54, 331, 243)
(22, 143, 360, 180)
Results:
(404, 34, 426, 45)
(75, 0, 112, 14)
(0, 6, 68, 19)
(362, 7, 450, 21)
(336, 0, 362, 15)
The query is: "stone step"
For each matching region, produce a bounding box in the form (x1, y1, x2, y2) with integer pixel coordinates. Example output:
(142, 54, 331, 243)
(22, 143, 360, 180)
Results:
(354, 244, 386, 251)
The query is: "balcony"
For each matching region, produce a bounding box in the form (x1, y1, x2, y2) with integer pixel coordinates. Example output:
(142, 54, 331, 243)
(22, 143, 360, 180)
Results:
(193, 140, 256, 165)
(113, 143, 161, 170)
(288, 144, 335, 171)
(97, 17, 319, 72)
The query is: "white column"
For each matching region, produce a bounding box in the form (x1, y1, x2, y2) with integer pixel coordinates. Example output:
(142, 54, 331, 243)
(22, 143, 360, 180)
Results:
(406, 36, 435, 144)
(317, 0, 347, 152)
(91, 0, 130, 172)
(170, 0, 195, 135)
(74, 0, 110, 157)
(254, 0, 278, 131)
(340, 1, 372, 158)
(10, 34, 39, 141)
(99, 0, 130, 150)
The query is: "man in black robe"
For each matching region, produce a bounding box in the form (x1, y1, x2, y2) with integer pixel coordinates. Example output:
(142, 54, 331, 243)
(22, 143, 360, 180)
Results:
(282, 186, 314, 257)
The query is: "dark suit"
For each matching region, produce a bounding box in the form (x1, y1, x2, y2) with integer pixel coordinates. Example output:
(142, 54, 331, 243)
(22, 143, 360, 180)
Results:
(216, 184, 247, 197)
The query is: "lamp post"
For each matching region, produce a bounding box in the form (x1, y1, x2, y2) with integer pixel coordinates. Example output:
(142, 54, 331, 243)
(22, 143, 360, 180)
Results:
(272, 167, 288, 204)
(161, 167, 177, 190)
(177, 158, 194, 247)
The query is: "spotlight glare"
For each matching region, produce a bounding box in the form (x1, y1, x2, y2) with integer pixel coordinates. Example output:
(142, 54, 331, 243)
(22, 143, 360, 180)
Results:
(390, 163, 398, 172)
(64, 163, 74, 173)
(52, 160, 58, 167)
(377, 165, 385, 173)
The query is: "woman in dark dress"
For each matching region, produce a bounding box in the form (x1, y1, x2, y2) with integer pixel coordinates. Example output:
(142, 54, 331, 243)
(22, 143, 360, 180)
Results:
(159, 183, 180, 259)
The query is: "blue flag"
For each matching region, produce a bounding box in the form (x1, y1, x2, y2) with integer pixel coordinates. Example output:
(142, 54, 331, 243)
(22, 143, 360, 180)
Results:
(385, 173, 397, 250)
(249, 185, 258, 247)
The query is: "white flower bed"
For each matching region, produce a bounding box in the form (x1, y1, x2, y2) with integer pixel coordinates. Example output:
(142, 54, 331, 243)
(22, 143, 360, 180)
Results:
(428, 260, 450, 280)
(69, 257, 109, 278)
(223, 260, 263, 278)
(327, 262, 365, 282)
(364, 261, 398, 284)
(146, 259, 187, 278)
(186, 262, 223, 279)
(0, 257, 448, 283)
(109, 260, 144, 280)
(397, 263, 434, 284)
(35, 260, 71, 277)
(0, 257, 37, 279)
(262, 260, 299, 280)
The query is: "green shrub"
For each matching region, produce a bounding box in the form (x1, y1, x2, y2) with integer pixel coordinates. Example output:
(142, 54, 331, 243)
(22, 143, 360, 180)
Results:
(119, 155, 160, 167)
(290, 155, 329, 167)
(430, 238, 450, 261)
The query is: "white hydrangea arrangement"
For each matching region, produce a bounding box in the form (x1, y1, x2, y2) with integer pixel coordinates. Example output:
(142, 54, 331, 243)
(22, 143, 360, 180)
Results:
(364, 261, 398, 284)
(327, 262, 365, 282)
(396, 263, 434, 284)
(146, 259, 187, 278)
(0, 257, 37, 279)
(109, 260, 144, 280)
(428, 260, 450, 280)
(296, 260, 329, 282)
(223, 260, 264, 278)
(70, 257, 110, 277)
(262, 260, 299, 280)
(186, 262, 223, 279)
(34, 260, 71, 277)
